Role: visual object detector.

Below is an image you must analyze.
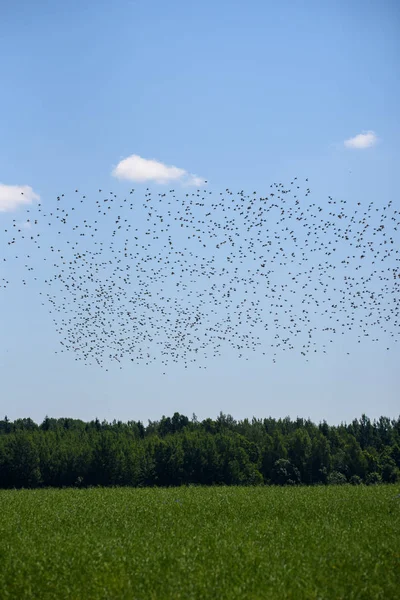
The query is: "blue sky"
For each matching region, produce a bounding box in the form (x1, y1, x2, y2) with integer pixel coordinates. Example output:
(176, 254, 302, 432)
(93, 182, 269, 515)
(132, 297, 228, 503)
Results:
(0, 0, 399, 426)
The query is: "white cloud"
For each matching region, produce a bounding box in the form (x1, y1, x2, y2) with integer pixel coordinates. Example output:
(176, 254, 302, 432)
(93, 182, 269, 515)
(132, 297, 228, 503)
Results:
(18, 220, 32, 230)
(0, 183, 40, 213)
(112, 154, 206, 186)
(344, 131, 378, 149)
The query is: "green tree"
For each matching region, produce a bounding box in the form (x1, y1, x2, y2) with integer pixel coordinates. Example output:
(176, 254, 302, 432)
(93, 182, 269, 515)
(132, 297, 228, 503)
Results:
(89, 431, 126, 486)
(271, 459, 301, 485)
(4, 432, 42, 488)
(327, 471, 347, 485)
(344, 434, 367, 479)
(311, 432, 331, 483)
(288, 429, 312, 483)
(366, 472, 382, 485)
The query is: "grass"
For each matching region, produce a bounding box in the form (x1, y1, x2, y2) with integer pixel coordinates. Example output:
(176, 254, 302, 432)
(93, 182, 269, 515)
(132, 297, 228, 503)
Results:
(0, 485, 399, 599)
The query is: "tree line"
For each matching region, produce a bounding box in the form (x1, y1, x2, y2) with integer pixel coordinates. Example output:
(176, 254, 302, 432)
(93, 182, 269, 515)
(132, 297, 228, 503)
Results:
(0, 413, 399, 488)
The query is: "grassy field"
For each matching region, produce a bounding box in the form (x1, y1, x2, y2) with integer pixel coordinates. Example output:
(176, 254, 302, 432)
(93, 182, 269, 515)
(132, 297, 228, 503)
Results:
(0, 485, 399, 599)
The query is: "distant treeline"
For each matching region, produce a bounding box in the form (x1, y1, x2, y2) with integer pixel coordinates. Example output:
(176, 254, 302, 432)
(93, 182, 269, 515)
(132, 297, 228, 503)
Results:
(0, 413, 399, 488)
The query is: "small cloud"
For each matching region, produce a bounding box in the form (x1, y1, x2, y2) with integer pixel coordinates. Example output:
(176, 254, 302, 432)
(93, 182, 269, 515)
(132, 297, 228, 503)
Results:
(18, 221, 32, 230)
(112, 154, 206, 186)
(183, 174, 205, 187)
(344, 131, 378, 149)
(0, 183, 40, 213)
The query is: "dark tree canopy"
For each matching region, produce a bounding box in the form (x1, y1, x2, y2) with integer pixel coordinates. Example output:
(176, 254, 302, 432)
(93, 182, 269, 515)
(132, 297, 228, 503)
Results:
(0, 412, 399, 489)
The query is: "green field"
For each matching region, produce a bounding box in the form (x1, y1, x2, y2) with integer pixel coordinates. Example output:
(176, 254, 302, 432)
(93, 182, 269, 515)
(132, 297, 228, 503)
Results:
(1, 486, 399, 599)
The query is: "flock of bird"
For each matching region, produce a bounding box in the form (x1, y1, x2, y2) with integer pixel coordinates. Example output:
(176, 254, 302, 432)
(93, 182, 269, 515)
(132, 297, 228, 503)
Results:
(1, 179, 399, 371)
